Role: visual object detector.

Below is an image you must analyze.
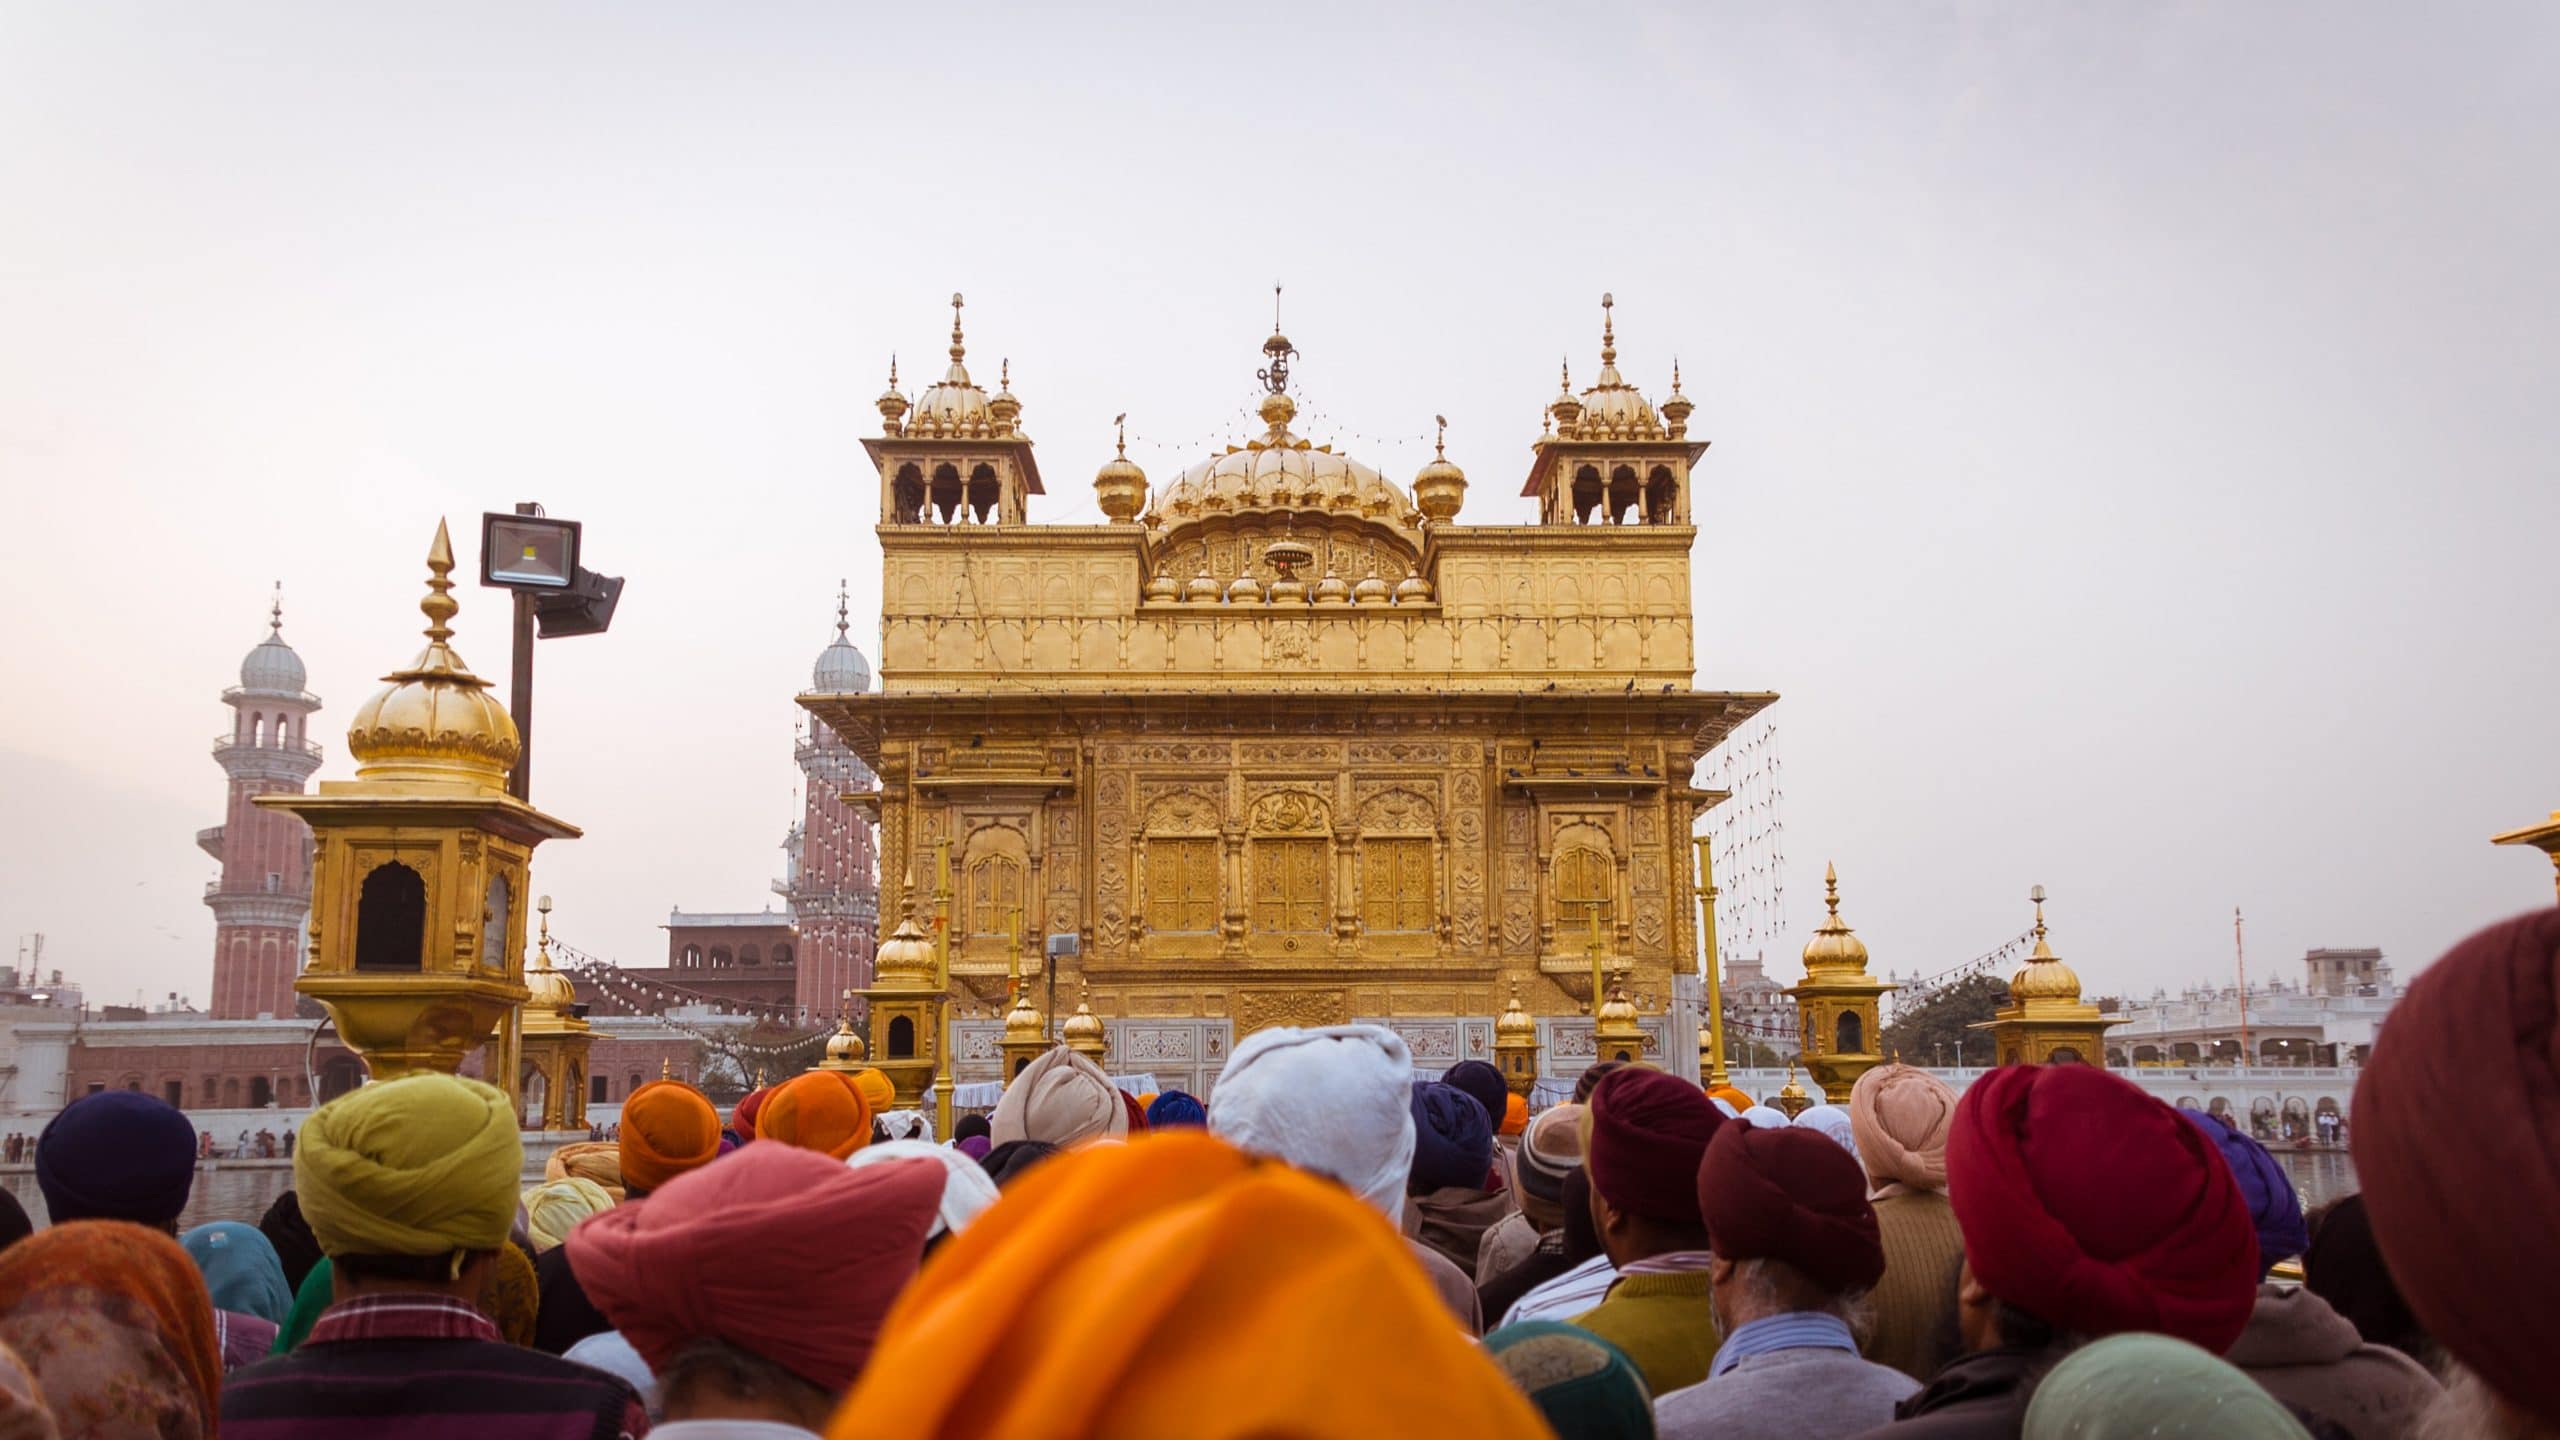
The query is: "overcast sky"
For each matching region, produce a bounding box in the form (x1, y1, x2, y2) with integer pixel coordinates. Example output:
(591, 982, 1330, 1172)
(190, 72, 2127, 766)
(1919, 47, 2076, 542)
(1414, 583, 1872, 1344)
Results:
(3, 3, 2552, 1012)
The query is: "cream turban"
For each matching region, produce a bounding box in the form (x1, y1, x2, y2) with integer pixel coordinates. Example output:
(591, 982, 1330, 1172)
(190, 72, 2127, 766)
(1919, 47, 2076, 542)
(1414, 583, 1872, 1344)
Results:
(1208, 1024, 1415, 1220)
(845, 1138, 1001, 1238)
(1849, 1062, 1959, 1193)
(521, 1177, 616, 1253)
(990, 1047, 1129, 1149)
(545, 1141, 626, 1202)
(296, 1074, 522, 1257)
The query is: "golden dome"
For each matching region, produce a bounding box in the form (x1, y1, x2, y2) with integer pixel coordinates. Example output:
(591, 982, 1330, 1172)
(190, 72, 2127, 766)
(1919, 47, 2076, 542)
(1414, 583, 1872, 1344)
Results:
(1353, 562, 1391, 606)
(1659, 359, 1694, 440)
(525, 957, 576, 1013)
(1553, 295, 1666, 441)
(875, 356, 910, 434)
(1226, 570, 1264, 604)
(1495, 983, 1536, 1042)
(1183, 563, 1223, 604)
(1063, 993, 1106, 1045)
(1548, 359, 1583, 430)
(1002, 987, 1043, 1042)
(987, 358, 1022, 429)
(346, 520, 520, 792)
(1412, 417, 1467, 525)
(1313, 565, 1351, 605)
(1095, 416, 1149, 524)
(905, 295, 1018, 441)
(2008, 885, 2086, 1003)
(1393, 566, 1434, 604)
(873, 916, 937, 986)
(1143, 569, 1180, 603)
(1142, 337, 1421, 547)
(824, 1018, 867, 1065)
(1800, 864, 1872, 974)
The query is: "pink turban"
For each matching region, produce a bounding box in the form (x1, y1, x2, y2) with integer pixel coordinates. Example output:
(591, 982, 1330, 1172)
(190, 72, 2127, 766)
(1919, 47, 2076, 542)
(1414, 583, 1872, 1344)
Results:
(568, 1142, 942, 1392)
(1849, 1063, 1959, 1192)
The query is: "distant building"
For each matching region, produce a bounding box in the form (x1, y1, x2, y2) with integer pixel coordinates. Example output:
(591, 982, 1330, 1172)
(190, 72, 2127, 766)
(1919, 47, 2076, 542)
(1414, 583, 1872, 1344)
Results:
(783, 592, 880, 1024)
(1723, 951, 1798, 1058)
(2107, 947, 2401, 1070)
(201, 594, 321, 1020)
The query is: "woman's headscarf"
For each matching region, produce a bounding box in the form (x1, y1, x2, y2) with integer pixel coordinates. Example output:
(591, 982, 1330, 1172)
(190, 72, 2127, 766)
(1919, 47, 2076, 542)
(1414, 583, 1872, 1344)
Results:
(254, 1191, 323, 1292)
(270, 1259, 332, 1355)
(179, 1222, 292, 1326)
(0, 1338, 56, 1440)
(2022, 1333, 2310, 1439)
(478, 1244, 539, 1347)
(826, 1131, 1553, 1439)
(520, 1178, 616, 1253)
(0, 1221, 220, 1440)
(845, 1140, 1000, 1239)
(542, 1141, 626, 1203)
(1848, 1062, 1958, 1193)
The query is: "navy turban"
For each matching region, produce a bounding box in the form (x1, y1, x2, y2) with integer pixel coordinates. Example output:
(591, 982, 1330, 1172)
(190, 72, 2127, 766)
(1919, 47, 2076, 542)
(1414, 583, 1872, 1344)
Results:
(1441, 1062, 1511, 1135)
(1408, 1082, 1494, 1192)
(1146, 1090, 1208, 1128)
(38, 1090, 197, 1227)
(2179, 1108, 2304, 1272)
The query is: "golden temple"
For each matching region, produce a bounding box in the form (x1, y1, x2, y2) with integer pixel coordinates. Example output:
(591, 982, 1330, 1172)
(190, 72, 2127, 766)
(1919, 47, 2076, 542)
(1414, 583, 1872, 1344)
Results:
(802, 294, 1774, 1096)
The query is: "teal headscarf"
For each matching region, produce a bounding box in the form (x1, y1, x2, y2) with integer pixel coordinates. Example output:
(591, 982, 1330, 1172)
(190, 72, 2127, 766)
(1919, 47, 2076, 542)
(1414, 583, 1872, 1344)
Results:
(1483, 1321, 1656, 1439)
(271, 1257, 333, 1354)
(182, 1220, 293, 1326)
(2024, 1333, 2312, 1439)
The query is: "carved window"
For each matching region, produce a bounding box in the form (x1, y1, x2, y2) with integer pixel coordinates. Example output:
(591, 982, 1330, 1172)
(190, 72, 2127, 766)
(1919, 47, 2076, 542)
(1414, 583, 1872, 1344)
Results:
(1360, 839, 1436, 934)
(888, 1014, 917, 1060)
(354, 863, 426, 972)
(1555, 845, 1614, 935)
(967, 855, 1025, 938)
(1253, 839, 1329, 934)
(1144, 839, 1220, 934)
(1835, 1010, 1863, 1055)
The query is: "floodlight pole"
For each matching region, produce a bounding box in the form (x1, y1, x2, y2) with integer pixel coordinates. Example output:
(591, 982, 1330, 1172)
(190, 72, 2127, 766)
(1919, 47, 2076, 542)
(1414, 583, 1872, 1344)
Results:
(508, 502, 538, 803)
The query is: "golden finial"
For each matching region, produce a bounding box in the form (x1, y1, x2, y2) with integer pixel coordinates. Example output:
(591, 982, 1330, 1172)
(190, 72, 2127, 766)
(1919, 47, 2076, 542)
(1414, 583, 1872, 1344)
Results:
(421, 519, 458, 647)
(1434, 414, 1448, 459)
(1671, 358, 1683, 394)
(1560, 357, 1572, 391)
(1272, 281, 1284, 335)
(1825, 862, 1841, 919)
(1000, 357, 1010, 389)
(659, 1056, 672, 1081)
(2031, 883, 2052, 958)
(1115, 412, 1128, 456)
(535, 893, 552, 960)
(887, 353, 899, 388)
(949, 293, 966, 362)
(756, 1066, 769, 1089)
(1599, 292, 1616, 366)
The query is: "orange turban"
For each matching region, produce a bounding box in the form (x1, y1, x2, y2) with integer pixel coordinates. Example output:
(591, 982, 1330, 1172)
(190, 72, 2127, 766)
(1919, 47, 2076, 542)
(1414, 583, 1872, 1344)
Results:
(827, 1131, 1550, 1439)
(1708, 1084, 1754, 1114)
(757, 1072, 875, 1161)
(544, 1141, 626, 1202)
(619, 1080, 722, 1195)
(850, 1068, 896, 1116)
(1499, 1093, 1528, 1137)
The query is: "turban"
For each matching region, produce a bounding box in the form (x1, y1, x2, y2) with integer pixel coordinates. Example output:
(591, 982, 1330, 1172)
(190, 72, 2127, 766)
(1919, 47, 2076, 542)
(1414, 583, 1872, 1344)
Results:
(544, 1141, 626, 1201)
(1409, 1083, 1495, 1192)
(256, 1191, 323, 1293)
(1792, 1103, 1860, 1168)
(2301, 1194, 2428, 1359)
(1571, 1062, 1627, 1104)
(1698, 1124, 1885, 1295)
(1516, 1103, 1587, 1231)
(480, 1242, 539, 1346)
(36, 1090, 196, 1227)
(732, 1086, 773, 1138)
(1121, 1089, 1149, 1133)
(1146, 1090, 1207, 1128)
(2178, 1110, 2307, 1270)
(0, 1222, 220, 1438)
(2354, 908, 2560, 1428)
(2022, 1333, 2311, 1440)
(1949, 1063, 2258, 1352)
(1442, 1061, 1512, 1133)
(846, 1139, 1001, 1238)
(979, 1139, 1061, 1188)
(180, 1221, 293, 1326)
(955, 1134, 993, 1163)
(1584, 1066, 1723, 1224)
(296, 1073, 522, 1258)
(827, 1131, 1551, 1440)
(849, 1068, 897, 1115)
(991, 1047, 1129, 1149)
(618, 1080, 720, 1195)
(954, 1113, 993, 1143)
(1849, 1062, 1958, 1192)
(756, 1071, 876, 1161)
(877, 1110, 933, 1142)
(572, 1142, 941, 1393)
(1739, 1105, 1790, 1129)
(1499, 1092, 1528, 1137)
(1483, 1321, 1655, 1440)
(1707, 1084, 1754, 1114)
(1209, 1024, 1414, 1220)
(521, 1177, 616, 1253)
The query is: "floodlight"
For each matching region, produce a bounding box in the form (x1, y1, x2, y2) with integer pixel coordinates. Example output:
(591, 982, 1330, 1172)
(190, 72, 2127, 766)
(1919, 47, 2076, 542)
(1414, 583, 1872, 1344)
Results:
(482, 513, 581, 590)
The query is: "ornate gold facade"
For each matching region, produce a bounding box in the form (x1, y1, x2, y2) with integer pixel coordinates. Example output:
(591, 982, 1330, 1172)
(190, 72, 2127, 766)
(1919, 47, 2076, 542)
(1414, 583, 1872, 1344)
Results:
(805, 295, 1772, 1091)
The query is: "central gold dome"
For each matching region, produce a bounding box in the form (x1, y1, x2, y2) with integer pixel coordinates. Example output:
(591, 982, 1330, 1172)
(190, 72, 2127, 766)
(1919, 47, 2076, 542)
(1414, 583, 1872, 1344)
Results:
(345, 520, 519, 792)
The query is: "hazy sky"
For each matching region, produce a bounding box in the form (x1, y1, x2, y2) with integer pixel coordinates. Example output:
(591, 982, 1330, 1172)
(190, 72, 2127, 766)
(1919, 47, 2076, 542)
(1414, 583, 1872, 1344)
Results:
(3, 3, 2553, 1011)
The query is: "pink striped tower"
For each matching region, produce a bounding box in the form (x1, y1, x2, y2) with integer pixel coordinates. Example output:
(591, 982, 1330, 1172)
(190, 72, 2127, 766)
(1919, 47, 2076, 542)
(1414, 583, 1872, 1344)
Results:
(788, 586, 881, 1025)
(201, 588, 322, 1019)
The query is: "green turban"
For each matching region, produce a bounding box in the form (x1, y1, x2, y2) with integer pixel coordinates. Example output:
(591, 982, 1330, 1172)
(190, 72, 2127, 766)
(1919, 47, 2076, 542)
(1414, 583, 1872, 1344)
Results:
(296, 1074, 522, 1258)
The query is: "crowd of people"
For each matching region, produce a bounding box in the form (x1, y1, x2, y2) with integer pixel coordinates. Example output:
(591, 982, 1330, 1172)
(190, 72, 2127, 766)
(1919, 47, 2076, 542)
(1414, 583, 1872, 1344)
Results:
(0, 906, 2545, 1438)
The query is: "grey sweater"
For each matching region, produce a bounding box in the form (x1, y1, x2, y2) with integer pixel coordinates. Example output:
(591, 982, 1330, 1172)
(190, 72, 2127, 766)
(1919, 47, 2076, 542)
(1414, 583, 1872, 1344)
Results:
(1656, 1345, 1921, 1440)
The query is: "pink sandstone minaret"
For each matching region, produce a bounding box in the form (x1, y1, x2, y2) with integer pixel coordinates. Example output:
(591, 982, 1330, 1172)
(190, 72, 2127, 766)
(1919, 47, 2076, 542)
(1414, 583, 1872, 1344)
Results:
(200, 589, 322, 1019)
(786, 586, 880, 1024)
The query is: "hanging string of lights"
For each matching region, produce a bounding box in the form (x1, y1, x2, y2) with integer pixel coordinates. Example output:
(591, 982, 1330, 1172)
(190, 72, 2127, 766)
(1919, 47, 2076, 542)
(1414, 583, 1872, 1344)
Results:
(551, 939, 836, 1031)
(1702, 715, 1787, 971)
(1884, 930, 2038, 1021)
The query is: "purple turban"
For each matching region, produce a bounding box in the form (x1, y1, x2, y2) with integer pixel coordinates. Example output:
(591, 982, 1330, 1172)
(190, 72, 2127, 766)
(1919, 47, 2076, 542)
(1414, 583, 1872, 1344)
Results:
(2179, 1109, 2307, 1271)
(1408, 1083, 1494, 1192)
(38, 1090, 197, 1227)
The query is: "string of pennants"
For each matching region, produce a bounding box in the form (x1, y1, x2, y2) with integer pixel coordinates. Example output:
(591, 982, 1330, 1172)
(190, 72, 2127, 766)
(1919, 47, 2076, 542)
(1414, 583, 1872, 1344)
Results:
(550, 938, 835, 1037)
(1882, 929, 2038, 1021)
(1700, 716, 1787, 976)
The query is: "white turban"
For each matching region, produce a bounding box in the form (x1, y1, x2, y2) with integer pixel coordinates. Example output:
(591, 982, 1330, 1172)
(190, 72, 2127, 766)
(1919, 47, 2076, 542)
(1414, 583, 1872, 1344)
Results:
(845, 1138, 1000, 1238)
(1740, 1105, 1792, 1130)
(990, 1046, 1129, 1148)
(875, 1110, 933, 1143)
(1208, 1024, 1415, 1221)
(1792, 1103, 1861, 1167)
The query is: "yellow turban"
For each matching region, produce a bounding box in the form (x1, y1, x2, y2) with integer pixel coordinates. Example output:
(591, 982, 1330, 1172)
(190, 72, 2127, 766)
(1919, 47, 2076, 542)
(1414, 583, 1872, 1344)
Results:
(295, 1074, 522, 1258)
(544, 1141, 626, 1202)
(850, 1068, 896, 1115)
(828, 1131, 1550, 1439)
(521, 1177, 616, 1253)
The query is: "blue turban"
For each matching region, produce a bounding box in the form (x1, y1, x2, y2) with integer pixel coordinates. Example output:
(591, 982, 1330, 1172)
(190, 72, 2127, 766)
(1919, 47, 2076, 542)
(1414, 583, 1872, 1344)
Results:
(1146, 1090, 1208, 1128)
(183, 1220, 294, 1325)
(1440, 1061, 1511, 1133)
(37, 1090, 196, 1226)
(1408, 1082, 1494, 1192)
(2180, 1108, 2306, 1271)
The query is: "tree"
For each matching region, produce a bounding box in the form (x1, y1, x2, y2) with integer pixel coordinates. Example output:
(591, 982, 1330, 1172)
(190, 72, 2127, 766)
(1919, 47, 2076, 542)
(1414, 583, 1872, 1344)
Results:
(1879, 973, 2009, 1069)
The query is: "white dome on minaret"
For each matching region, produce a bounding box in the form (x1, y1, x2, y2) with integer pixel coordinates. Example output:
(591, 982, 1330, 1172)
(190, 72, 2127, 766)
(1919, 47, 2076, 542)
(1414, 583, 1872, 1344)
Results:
(810, 584, 872, 694)
(237, 588, 309, 695)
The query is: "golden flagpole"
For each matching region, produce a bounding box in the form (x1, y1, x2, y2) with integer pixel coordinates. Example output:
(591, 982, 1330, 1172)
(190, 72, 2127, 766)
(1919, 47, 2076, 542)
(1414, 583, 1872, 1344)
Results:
(1693, 835, 1729, 1087)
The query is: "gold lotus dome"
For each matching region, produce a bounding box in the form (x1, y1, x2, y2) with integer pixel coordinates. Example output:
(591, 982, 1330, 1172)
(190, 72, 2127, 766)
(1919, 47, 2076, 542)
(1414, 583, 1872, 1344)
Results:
(1143, 569, 1180, 602)
(1659, 360, 1694, 440)
(1560, 295, 1666, 441)
(1800, 864, 1872, 974)
(875, 356, 910, 433)
(986, 358, 1023, 431)
(1313, 565, 1351, 604)
(905, 294, 1002, 439)
(1063, 994, 1106, 1046)
(1595, 982, 1639, 1029)
(1095, 417, 1149, 525)
(873, 916, 937, 985)
(824, 1018, 867, 1064)
(345, 520, 520, 792)
(1393, 566, 1434, 604)
(525, 954, 576, 1013)
(1183, 562, 1223, 604)
(1412, 418, 1467, 525)
(1002, 988, 1043, 1042)
(1548, 359, 1584, 432)
(1226, 569, 1264, 604)
(1353, 562, 1392, 606)
(2008, 886, 2085, 1003)
(1496, 985, 1536, 1042)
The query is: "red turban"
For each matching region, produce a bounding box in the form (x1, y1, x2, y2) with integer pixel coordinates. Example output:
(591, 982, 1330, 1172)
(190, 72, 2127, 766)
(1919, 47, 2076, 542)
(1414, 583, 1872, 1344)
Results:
(756, 1071, 875, 1161)
(1584, 1067, 1725, 1224)
(619, 1080, 721, 1195)
(1121, 1089, 1148, 1134)
(569, 1142, 942, 1392)
(1697, 1123, 1884, 1295)
(1948, 1064, 2258, 1352)
(2354, 908, 2560, 1429)
(732, 1086, 773, 1138)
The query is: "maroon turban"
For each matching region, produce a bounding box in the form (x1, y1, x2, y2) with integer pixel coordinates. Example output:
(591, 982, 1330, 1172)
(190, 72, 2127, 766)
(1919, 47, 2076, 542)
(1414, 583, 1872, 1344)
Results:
(2355, 908, 2560, 1429)
(1697, 1123, 1885, 1295)
(1585, 1067, 1725, 1224)
(568, 1142, 943, 1392)
(1948, 1063, 2258, 1353)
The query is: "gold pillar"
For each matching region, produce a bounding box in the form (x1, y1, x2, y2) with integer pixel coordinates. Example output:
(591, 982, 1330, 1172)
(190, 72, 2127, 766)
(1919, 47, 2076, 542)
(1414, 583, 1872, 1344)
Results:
(1783, 864, 1895, 1102)
(1692, 835, 1728, 1087)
